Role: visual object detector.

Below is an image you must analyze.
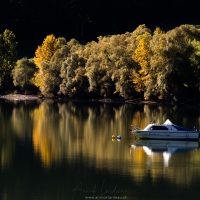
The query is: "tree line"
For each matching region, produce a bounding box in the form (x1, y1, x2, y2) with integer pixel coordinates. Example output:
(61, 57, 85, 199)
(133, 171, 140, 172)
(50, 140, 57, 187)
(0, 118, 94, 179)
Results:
(1, 24, 200, 102)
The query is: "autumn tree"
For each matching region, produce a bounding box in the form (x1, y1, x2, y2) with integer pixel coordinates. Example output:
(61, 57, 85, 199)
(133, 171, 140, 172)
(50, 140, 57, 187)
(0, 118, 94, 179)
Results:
(153, 26, 165, 35)
(33, 35, 67, 96)
(131, 25, 152, 94)
(25, 24, 200, 101)
(125, 24, 150, 54)
(0, 29, 17, 92)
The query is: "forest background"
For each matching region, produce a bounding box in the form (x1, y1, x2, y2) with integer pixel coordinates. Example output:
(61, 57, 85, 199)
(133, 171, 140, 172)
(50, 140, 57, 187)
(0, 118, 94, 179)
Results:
(0, 0, 200, 103)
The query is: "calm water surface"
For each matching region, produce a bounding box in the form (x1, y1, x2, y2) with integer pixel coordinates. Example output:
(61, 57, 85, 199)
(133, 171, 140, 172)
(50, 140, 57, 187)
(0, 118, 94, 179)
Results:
(0, 99, 200, 200)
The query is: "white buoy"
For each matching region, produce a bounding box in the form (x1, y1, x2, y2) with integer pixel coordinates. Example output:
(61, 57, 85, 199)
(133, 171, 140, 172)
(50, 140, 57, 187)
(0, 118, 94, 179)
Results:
(117, 135, 121, 141)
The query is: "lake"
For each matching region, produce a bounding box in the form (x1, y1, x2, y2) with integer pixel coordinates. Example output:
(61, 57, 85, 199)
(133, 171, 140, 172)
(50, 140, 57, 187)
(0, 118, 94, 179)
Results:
(0, 98, 200, 200)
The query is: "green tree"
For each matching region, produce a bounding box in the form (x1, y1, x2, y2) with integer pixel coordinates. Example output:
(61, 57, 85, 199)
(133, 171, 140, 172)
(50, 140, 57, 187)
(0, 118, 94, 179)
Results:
(107, 34, 135, 99)
(146, 24, 200, 101)
(84, 40, 102, 96)
(59, 38, 87, 97)
(60, 53, 87, 97)
(46, 44, 70, 96)
(188, 39, 200, 99)
(144, 29, 167, 100)
(12, 57, 37, 92)
(0, 29, 17, 92)
(84, 34, 135, 99)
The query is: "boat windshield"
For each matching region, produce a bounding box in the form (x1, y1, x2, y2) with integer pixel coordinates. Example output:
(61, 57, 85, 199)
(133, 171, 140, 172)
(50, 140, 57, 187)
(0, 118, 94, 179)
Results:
(144, 125, 168, 131)
(150, 125, 168, 130)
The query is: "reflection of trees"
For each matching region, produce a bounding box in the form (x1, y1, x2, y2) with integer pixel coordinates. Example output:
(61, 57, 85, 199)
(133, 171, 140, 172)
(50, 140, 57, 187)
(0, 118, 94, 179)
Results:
(129, 147, 200, 186)
(32, 101, 136, 167)
(0, 100, 38, 168)
(11, 104, 35, 139)
(30, 101, 200, 187)
(0, 100, 18, 168)
(1, 99, 200, 187)
(127, 104, 200, 186)
(0, 131, 14, 169)
(32, 100, 65, 167)
(130, 104, 200, 130)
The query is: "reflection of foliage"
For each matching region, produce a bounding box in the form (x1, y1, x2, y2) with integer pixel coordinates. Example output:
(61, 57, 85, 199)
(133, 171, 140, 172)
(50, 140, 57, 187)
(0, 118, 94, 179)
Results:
(1, 99, 200, 187)
(32, 101, 64, 167)
(31, 101, 200, 187)
(0, 100, 38, 169)
(0, 103, 15, 168)
(0, 134, 14, 169)
(31, 101, 137, 167)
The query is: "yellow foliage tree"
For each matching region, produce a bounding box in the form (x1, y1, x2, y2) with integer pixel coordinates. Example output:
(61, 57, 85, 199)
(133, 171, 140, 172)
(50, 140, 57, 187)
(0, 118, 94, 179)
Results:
(33, 34, 57, 88)
(132, 33, 151, 93)
(153, 26, 165, 36)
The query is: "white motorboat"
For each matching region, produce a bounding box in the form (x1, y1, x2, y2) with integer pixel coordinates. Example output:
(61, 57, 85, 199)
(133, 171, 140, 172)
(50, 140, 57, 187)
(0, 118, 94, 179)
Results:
(130, 119, 199, 140)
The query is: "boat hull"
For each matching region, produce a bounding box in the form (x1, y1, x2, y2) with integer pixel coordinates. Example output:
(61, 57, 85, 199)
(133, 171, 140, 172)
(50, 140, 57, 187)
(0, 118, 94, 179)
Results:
(131, 130, 199, 140)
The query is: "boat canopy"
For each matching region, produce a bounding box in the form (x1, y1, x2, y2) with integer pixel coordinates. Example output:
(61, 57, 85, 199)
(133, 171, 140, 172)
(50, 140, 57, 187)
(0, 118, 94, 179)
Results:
(164, 119, 173, 125)
(164, 119, 193, 131)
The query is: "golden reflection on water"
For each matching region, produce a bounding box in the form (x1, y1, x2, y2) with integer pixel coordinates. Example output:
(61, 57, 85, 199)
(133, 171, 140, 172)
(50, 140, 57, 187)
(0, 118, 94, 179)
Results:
(30, 101, 200, 186)
(1, 100, 200, 187)
(31, 101, 134, 168)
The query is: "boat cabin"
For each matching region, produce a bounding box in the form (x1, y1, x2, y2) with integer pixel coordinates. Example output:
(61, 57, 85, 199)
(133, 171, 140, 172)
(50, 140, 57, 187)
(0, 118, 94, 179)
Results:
(144, 124, 171, 131)
(144, 123, 194, 132)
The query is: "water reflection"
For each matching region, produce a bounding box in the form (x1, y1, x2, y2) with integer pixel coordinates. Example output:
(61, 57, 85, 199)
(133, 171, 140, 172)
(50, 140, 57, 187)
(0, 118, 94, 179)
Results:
(1, 99, 200, 199)
(130, 139, 200, 167)
(1, 99, 200, 169)
(129, 139, 200, 186)
(31, 100, 135, 167)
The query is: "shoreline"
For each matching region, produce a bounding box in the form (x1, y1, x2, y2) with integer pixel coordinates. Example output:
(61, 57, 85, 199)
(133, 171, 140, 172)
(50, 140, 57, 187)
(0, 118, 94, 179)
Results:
(0, 94, 39, 101)
(0, 94, 199, 105)
(0, 94, 156, 103)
